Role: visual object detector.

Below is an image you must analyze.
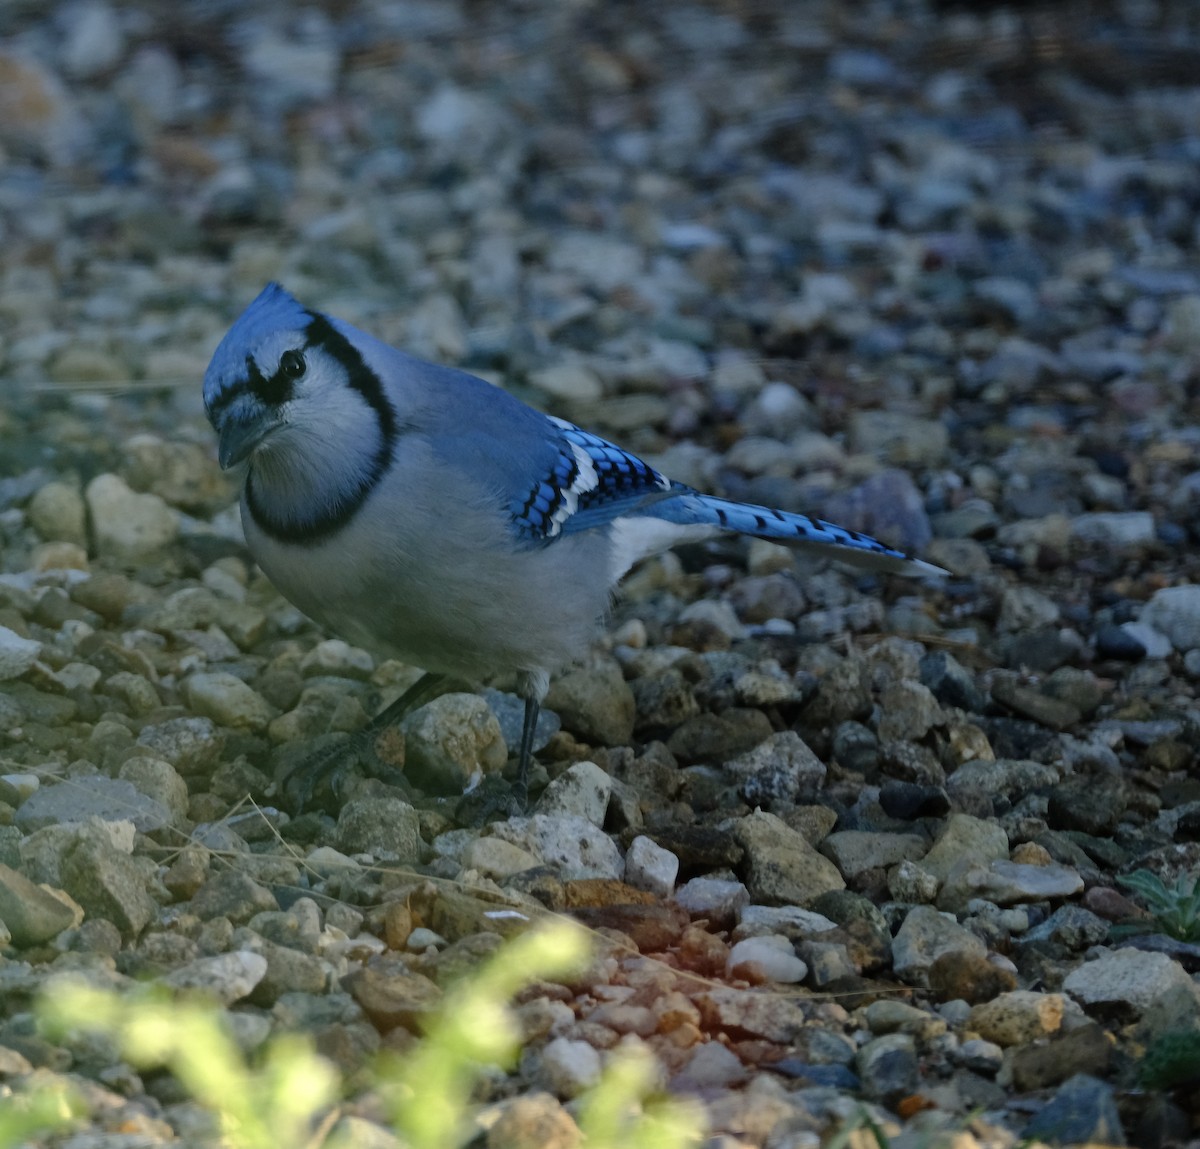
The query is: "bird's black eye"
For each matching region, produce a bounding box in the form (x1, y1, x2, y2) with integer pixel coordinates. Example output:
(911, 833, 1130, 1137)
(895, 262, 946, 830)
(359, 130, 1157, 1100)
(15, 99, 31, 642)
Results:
(279, 350, 306, 379)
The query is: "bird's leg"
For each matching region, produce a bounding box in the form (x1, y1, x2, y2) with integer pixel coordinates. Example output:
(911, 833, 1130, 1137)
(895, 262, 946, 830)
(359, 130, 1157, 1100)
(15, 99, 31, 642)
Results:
(512, 694, 541, 808)
(281, 671, 461, 812)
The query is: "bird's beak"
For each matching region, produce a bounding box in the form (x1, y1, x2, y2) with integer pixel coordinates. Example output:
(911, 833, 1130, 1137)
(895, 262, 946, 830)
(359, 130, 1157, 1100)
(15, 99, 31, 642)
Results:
(217, 411, 283, 469)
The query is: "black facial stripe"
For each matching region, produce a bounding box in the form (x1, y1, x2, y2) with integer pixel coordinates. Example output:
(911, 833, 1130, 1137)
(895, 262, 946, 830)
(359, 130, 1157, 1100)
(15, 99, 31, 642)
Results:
(302, 313, 398, 443)
(242, 311, 400, 547)
(249, 354, 293, 406)
(205, 380, 243, 424)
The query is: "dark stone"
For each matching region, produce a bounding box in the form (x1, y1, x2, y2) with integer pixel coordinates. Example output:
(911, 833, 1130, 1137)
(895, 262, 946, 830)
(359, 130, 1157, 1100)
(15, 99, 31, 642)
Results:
(879, 781, 950, 820)
(919, 651, 986, 713)
(568, 902, 689, 952)
(1022, 1073, 1125, 1146)
(878, 740, 945, 786)
(977, 716, 1057, 760)
(991, 677, 1081, 731)
(642, 824, 744, 871)
(927, 950, 1017, 1004)
(1094, 624, 1146, 661)
(1003, 628, 1078, 673)
(1011, 1024, 1113, 1092)
(831, 721, 878, 775)
(631, 669, 700, 733)
(769, 1060, 860, 1089)
(666, 708, 774, 764)
(1047, 776, 1126, 836)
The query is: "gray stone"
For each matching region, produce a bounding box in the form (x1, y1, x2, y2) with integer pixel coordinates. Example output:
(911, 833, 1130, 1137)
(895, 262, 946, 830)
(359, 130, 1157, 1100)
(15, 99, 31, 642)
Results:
(335, 797, 422, 861)
(876, 680, 944, 743)
(856, 1033, 919, 1103)
(184, 672, 275, 733)
(732, 811, 845, 906)
(735, 904, 838, 940)
(0, 627, 41, 681)
(485, 1093, 580, 1149)
(892, 905, 987, 984)
(403, 693, 507, 793)
(1021, 905, 1110, 951)
(15, 775, 171, 834)
(116, 757, 189, 826)
(969, 991, 1065, 1046)
(0, 862, 78, 946)
(61, 0, 124, 79)
(190, 870, 279, 924)
(921, 813, 1008, 882)
(1072, 512, 1155, 547)
(998, 585, 1060, 632)
(939, 859, 1083, 912)
(28, 481, 87, 545)
(461, 837, 539, 880)
(947, 757, 1060, 801)
(1064, 949, 1194, 1016)
(59, 828, 158, 940)
(820, 831, 927, 880)
(723, 731, 825, 805)
(694, 986, 807, 1043)
(136, 717, 223, 775)
(673, 878, 749, 924)
(544, 657, 635, 747)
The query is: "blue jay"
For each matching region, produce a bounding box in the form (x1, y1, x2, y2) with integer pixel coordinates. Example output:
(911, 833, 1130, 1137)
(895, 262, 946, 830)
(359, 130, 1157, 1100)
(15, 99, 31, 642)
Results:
(204, 283, 941, 808)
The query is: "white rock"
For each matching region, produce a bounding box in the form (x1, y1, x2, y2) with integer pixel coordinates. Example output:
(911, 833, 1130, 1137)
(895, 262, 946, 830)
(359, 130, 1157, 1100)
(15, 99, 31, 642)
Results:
(1119, 622, 1172, 660)
(491, 814, 622, 880)
(726, 935, 807, 984)
(304, 846, 361, 880)
(735, 904, 838, 937)
(62, 0, 124, 80)
(462, 836, 540, 879)
(300, 638, 374, 678)
(1072, 512, 1156, 547)
(624, 835, 679, 898)
(674, 877, 750, 920)
(0, 627, 41, 680)
(27, 481, 86, 545)
(1141, 585, 1200, 651)
(161, 951, 268, 1005)
(86, 473, 179, 557)
(538, 1037, 602, 1098)
(535, 761, 612, 825)
(1063, 948, 1194, 1015)
(185, 672, 274, 732)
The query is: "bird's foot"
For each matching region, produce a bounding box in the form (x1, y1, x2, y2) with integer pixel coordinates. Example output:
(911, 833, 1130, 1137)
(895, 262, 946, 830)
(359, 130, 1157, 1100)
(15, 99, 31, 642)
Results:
(280, 728, 410, 813)
(279, 672, 458, 814)
(455, 773, 528, 826)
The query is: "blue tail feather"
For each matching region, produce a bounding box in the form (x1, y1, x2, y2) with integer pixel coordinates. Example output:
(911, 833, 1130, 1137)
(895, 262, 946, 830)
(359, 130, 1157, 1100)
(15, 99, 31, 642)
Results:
(647, 493, 943, 576)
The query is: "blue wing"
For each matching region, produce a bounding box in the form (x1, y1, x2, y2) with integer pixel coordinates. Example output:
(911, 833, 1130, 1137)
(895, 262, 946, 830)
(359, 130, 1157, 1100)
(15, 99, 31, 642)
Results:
(510, 419, 938, 575)
(511, 418, 675, 542)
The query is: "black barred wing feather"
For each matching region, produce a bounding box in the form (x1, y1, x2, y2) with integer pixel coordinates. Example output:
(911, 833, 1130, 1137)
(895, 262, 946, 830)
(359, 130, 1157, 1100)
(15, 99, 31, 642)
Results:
(511, 417, 673, 542)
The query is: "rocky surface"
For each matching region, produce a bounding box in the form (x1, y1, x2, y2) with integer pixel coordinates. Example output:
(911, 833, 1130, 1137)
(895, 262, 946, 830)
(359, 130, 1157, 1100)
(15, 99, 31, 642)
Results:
(0, 1, 1199, 1146)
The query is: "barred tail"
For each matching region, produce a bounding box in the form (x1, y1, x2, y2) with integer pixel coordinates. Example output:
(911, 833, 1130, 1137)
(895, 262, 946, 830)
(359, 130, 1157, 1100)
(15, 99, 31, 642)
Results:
(650, 493, 945, 577)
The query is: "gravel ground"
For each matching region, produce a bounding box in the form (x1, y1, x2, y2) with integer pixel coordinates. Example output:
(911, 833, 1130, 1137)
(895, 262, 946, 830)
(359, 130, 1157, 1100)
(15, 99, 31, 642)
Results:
(1, 1, 1200, 1146)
